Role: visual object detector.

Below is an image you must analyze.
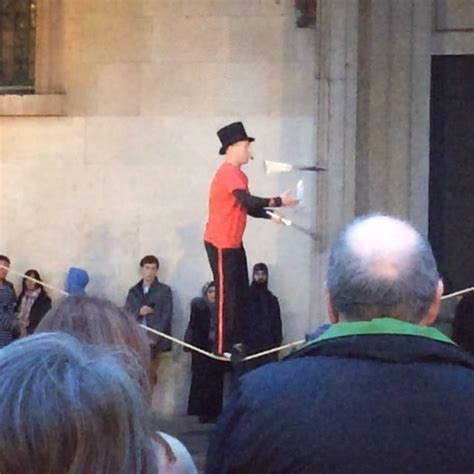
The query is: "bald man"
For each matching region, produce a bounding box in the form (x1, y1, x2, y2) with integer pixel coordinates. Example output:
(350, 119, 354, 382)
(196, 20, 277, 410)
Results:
(206, 214, 474, 474)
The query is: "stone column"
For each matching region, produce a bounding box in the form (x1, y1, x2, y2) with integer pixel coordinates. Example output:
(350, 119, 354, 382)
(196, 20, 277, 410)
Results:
(355, 0, 432, 234)
(310, 0, 359, 325)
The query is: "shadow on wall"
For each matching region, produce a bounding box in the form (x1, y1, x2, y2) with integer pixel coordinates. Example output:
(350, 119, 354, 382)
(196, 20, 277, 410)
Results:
(273, 14, 321, 339)
(81, 223, 117, 296)
(261, 118, 321, 343)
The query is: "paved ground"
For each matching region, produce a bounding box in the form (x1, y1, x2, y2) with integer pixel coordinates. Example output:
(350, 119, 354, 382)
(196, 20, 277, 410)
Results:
(158, 415, 214, 473)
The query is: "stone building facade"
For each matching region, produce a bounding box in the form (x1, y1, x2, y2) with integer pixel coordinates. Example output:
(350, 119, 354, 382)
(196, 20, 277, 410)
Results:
(1, 0, 474, 414)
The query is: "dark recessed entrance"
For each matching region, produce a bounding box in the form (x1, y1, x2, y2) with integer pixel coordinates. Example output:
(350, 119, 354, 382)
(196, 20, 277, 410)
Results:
(429, 55, 474, 293)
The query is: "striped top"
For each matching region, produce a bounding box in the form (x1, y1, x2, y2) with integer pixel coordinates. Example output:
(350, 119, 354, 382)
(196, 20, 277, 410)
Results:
(0, 282, 17, 348)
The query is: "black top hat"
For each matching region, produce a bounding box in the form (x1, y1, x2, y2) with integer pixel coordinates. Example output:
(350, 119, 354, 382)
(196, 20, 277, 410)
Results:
(217, 122, 255, 155)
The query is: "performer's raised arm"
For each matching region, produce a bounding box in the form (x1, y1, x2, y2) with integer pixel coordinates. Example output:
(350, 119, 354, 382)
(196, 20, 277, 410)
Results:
(232, 190, 281, 218)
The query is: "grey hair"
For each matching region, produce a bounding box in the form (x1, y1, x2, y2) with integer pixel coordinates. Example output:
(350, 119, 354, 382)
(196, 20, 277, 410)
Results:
(327, 214, 440, 323)
(0, 332, 158, 474)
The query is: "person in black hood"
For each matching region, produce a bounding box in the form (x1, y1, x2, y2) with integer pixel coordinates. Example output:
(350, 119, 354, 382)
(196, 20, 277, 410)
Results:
(243, 263, 282, 371)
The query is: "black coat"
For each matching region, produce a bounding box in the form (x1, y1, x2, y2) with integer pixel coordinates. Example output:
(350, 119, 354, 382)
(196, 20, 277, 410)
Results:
(206, 319, 474, 474)
(0, 281, 16, 348)
(16, 290, 52, 335)
(452, 292, 474, 355)
(242, 283, 282, 367)
(125, 278, 172, 351)
(185, 297, 225, 418)
(186, 297, 212, 370)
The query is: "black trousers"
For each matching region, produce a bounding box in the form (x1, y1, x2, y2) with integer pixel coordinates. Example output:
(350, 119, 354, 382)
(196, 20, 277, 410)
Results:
(205, 241, 249, 354)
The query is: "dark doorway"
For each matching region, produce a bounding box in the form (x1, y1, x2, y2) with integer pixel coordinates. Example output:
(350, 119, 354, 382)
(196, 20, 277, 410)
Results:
(429, 55, 474, 293)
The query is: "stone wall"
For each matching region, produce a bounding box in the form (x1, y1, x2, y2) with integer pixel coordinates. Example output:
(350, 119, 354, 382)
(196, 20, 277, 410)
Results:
(0, 0, 318, 415)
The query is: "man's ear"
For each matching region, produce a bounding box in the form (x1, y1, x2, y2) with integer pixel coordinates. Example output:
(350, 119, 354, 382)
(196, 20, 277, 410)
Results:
(325, 289, 339, 324)
(420, 280, 444, 326)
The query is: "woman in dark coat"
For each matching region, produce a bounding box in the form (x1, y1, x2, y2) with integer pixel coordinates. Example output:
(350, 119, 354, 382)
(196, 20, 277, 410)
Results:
(16, 269, 52, 336)
(185, 282, 225, 423)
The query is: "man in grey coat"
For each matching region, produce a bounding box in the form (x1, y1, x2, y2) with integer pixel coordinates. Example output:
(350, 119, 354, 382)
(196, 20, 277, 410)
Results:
(125, 255, 173, 381)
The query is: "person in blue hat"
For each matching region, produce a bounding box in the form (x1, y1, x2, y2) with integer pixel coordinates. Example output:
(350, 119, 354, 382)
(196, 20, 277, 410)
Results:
(65, 267, 89, 295)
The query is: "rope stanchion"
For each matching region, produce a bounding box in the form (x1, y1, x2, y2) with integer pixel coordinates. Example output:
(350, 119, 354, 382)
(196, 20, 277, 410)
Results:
(8, 264, 468, 362)
(0, 264, 68, 296)
(0, 264, 303, 361)
(241, 339, 305, 362)
(140, 324, 230, 362)
(441, 286, 474, 300)
(140, 324, 305, 362)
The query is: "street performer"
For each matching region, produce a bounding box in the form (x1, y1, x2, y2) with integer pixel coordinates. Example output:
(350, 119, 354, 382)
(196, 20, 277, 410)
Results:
(204, 122, 298, 355)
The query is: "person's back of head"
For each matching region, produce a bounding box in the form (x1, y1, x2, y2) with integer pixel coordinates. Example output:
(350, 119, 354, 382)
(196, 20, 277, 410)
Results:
(327, 214, 442, 324)
(36, 295, 152, 400)
(65, 267, 89, 295)
(0, 332, 157, 474)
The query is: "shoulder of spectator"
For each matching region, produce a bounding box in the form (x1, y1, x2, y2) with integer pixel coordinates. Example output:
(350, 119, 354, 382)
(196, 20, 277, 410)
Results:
(269, 290, 278, 300)
(127, 282, 141, 295)
(157, 281, 172, 292)
(155, 431, 197, 474)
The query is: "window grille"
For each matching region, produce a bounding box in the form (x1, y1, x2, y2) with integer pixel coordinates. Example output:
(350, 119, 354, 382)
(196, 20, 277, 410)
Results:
(0, 0, 36, 94)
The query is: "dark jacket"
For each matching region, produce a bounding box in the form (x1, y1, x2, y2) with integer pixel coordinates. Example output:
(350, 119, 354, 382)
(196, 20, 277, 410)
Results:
(186, 297, 215, 371)
(185, 297, 225, 418)
(244, 283, 282, 351)
(15, 289, 52, 335)
(0, 281, 16, 348)
(125, 278, 172, 351)
(206, 318, 474, 474)
(242, 282, 282, 370)
(452, 292, 474, 355)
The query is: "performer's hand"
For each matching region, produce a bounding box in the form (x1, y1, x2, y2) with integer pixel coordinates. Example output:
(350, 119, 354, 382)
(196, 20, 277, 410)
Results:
(139, 305, 154, 316)
(280, 190, 299, 207)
